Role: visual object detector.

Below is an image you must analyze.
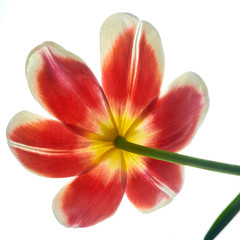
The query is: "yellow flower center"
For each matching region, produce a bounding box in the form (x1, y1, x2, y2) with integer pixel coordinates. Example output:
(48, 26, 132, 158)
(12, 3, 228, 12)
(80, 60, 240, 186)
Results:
(89, 111, 148, 172)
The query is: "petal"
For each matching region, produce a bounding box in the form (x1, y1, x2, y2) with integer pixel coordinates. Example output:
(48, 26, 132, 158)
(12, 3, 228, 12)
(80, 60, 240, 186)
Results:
(26, 42, 112, 136)
(7, 111, 93, 178)
(142, 72, 209, 152)
(100, 13, 164, 125)
(126, 157, 183, 212)
(53, 163, 126, 227)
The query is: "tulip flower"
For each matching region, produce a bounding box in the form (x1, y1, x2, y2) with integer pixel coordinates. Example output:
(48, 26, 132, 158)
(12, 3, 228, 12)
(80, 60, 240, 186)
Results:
(6, 13, 240, 228)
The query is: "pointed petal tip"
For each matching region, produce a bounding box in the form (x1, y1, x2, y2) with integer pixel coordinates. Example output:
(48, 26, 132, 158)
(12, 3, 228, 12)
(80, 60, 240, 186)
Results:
(25, 41, 85, 77)
(101, 12, 139, 25)
(25, 41, 55, 73)
(166, 71, 210, 129)
(6, 111, 42, 138)
(170, 71, 209, 98)
(181, 71, 210, 126)
(52, 185, 70, 228)
(140, 197, 173, 214)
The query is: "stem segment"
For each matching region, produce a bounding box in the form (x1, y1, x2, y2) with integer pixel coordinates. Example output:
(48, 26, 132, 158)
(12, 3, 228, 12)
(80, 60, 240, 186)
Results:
(114, 136, 240, 176)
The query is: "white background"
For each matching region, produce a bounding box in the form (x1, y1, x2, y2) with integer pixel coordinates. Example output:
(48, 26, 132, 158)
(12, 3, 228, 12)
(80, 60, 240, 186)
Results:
(1, 0, 240, 239)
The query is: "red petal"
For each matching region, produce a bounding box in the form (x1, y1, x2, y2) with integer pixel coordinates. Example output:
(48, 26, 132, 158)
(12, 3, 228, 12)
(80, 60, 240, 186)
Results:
(26, 42, 111, 136)
(126, 158, 183, 212)
(100, 13, 164, 123)
(142, 72, 209, 152)
(53, 163, 126, 227)
(7, 111, 93, 178)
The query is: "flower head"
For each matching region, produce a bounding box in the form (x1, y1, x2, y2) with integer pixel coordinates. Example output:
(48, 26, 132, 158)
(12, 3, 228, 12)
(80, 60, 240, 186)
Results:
(7, 13, 209, 227)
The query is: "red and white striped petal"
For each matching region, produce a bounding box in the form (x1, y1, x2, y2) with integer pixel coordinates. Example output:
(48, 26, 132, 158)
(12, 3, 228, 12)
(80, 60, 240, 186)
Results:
(53, 163, 126, 227)
(26, 42, 112, 136)
(100, 13, 164, 127)
(142, 72, 209, 152)
(126, 157, 183, 212)
(7, 111, 93, 178)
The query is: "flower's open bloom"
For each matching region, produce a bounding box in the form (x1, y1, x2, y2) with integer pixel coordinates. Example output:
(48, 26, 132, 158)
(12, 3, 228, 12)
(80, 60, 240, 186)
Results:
(7, 13, 209, 227)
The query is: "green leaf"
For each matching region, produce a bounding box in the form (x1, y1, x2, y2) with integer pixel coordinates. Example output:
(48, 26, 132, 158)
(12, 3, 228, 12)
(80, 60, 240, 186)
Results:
(204, 193, 240, 240)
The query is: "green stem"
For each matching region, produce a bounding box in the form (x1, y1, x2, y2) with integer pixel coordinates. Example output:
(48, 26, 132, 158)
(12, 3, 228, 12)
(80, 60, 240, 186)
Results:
(204, 193, 240, 240)
(114, 136, 240, 176)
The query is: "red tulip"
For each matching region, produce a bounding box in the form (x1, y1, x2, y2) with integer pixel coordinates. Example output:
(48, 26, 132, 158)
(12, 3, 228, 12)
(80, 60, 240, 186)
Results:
(7, 13, 209, 228)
